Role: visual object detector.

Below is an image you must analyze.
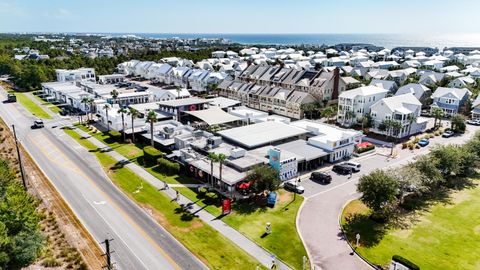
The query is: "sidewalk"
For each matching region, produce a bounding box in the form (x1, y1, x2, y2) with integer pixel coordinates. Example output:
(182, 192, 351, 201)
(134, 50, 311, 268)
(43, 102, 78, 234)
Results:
(72, 127, 292, 270)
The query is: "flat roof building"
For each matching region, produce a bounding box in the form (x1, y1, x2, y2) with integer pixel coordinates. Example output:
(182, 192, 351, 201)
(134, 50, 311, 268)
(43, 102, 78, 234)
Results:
(218, 121, 308, 149)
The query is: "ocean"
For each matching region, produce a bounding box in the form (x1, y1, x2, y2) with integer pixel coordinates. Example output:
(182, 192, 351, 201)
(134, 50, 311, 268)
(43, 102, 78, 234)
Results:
(104, 33, 480, 49)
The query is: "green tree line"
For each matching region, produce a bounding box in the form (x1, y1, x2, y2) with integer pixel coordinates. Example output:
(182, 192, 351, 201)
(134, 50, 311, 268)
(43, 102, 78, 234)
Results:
(0, 159, 44, 269)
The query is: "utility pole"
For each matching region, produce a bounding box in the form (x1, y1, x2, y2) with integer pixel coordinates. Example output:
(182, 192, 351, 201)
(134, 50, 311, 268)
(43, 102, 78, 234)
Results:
(101, 238, 114, 270)
(12, 125, 27, 190)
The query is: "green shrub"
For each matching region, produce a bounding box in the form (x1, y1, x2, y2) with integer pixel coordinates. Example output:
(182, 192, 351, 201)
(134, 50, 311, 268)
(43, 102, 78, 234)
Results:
(156, 158, 180, 175)
(143, 146, 163, 165)
(205, 192, 219, 203)
(109, 130, 122, 140)
(198, 187, 208, 195)
(392, 255, 420, 270)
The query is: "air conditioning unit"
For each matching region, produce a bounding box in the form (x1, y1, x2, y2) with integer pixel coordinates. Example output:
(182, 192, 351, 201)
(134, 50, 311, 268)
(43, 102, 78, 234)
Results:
(207, 136, 222, 148)
(230, 148, 246, 159)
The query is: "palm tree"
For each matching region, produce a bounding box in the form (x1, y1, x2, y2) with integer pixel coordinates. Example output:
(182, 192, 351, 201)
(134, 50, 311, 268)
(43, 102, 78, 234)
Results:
(103, 104, 111, 132)
(128, 108, 140, 142)
(81, 97, 89, 124)
(344, 110, 355, 126)
(407, 114, 417, 137)
(321, 106, 337, 124)
(175, 86, 182, 99)
(110, 89, 119, 105)
(431, 107, 444, 129)
(217, 153, 226, 188)
(207, 152, 218, 188)
(380, 119, 402, 156)
(146, 110, 157, 147)
(87, 98, 95, 122)
(118, 107, 128, 142)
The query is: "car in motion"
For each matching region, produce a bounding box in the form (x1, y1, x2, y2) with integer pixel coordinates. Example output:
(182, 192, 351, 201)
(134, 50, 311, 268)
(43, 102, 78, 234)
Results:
(442, 130, 455, 138)
(417, 138, 429, 147)
(332, 164, 353, 175)
(31, 119, 44, 129)
(283, 181, 305, 194)
(310, 172, 332, 184)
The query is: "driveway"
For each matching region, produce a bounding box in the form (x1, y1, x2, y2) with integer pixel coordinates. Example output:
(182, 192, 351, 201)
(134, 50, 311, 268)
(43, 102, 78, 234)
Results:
(297, 124, 480, 270)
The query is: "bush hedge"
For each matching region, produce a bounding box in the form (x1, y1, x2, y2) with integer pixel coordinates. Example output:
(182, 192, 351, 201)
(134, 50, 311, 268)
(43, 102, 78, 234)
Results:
(356, 144, 375, 154)
(205, 192, 219, 203)
(156, 158, 180, 175)
(109, 130, 122, 140)
(392, 255, 420, 270)
(143, 146, 163, 165)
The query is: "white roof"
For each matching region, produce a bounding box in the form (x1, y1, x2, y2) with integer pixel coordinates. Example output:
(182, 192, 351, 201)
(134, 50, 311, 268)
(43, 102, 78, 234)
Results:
(208, 97, 241, 109)
(431, 87, 471, 99)
(339, 85, 389, 99)
(373, 93, 422, 114)
(157, 97, 208, 107)
(396, 83, 430, 100)
(184, 107, 241, 126)
(218, 121, 307, 149)
(290, 120, 361, 144)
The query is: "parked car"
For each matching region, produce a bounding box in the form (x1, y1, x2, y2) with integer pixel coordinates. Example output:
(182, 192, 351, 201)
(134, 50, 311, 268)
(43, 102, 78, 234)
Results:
(332, 164, 353, 175)
(341, 161, 361, 172)
(266, 192, 277, 207)
(417, 138, 429, 147)
(442, 130, 455, 138)
(283, 181, 305, 194)
(467, 119, 480, 125)
(310, 172, 332, 184)
(31, 119, 44, 129)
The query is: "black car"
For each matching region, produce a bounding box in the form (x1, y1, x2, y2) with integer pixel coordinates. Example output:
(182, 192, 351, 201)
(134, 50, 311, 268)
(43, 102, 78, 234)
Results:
(332, 164, 353, 175)
(310, 172, 332, 184)
(283, 181, 305, 194)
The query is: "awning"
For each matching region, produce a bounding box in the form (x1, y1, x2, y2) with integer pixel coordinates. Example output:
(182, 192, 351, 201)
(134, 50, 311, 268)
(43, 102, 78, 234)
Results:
(184, 106, 241, 126)
(238, 182, 251, 189)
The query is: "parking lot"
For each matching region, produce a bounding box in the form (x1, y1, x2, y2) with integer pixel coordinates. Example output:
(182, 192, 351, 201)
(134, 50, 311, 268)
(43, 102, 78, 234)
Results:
(292, 119, 480, 198)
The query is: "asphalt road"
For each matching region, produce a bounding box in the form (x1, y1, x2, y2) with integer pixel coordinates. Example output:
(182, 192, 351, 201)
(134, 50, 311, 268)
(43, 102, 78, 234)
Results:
(297, 121, 480, 270)
(0, 88, 208, 270)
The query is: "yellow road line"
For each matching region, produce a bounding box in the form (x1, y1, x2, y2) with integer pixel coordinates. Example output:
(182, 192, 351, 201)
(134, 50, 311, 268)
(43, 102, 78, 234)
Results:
(29, 132, 182, 270)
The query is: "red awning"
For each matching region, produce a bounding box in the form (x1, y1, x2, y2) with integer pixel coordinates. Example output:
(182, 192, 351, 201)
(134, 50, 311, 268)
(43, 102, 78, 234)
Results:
(356, 142, 372, 148)
(238, 182, 251, 189)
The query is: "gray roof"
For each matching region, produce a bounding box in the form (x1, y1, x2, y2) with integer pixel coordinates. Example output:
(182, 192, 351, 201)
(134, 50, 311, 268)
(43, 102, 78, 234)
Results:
(218, 121, 308, 149)
(276, 140, 330, 161)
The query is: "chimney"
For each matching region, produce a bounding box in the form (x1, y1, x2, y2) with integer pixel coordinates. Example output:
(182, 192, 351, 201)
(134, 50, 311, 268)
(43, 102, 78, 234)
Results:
(332, 67, 340, 100)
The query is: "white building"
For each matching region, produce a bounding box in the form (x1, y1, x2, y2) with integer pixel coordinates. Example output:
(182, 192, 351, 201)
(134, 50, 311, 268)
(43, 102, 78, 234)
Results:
(370, 94, 427, 138)
(337, 86, 389, 127)
(290, 120, 363, 162)
(56, 68, 96, 83)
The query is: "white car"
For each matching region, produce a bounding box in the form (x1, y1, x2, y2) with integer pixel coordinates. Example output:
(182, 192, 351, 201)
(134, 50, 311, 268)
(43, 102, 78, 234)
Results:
(467, 119, 480, 126)
(341, 161, 361, 172)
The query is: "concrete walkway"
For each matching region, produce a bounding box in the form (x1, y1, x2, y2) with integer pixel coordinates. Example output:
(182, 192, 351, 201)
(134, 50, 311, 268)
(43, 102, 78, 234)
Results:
(72, 127, 291, 270)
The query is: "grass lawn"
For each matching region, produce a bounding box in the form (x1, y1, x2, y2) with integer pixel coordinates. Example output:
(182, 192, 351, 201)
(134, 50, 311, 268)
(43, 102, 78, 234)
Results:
(341, 180, 480, 270)
(223, 192, 308, 270)
(64, 128, 264, 270)
(31, 94, 62, 113)
(0, 83, 52, 119)
(14, 92, 52, 119)
(75, 124, 308, 269)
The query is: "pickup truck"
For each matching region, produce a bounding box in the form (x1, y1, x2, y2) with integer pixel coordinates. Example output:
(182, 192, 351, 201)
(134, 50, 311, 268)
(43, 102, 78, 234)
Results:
(6, 94, 16, 103)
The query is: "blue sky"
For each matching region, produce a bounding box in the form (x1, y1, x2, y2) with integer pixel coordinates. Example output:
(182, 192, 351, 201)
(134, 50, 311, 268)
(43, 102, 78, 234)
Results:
(0, 0, 479, 34)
